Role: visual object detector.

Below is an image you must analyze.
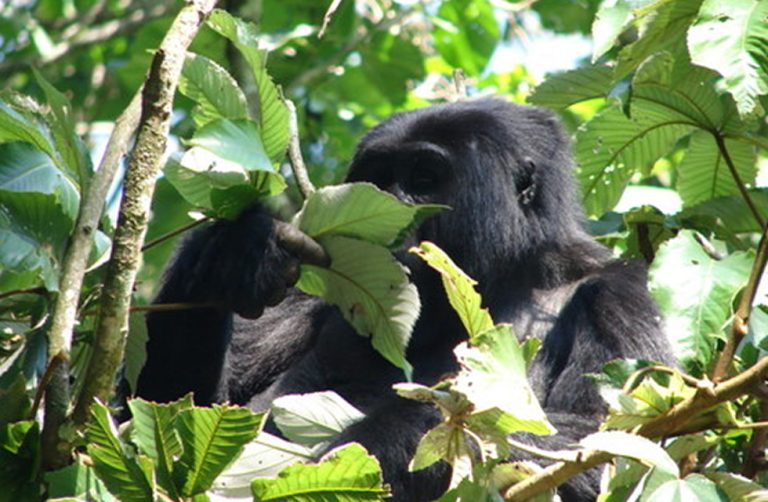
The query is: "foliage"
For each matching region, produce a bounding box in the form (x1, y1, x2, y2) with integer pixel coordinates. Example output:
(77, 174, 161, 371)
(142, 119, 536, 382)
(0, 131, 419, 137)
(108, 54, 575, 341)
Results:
(0, 0, 767, 500)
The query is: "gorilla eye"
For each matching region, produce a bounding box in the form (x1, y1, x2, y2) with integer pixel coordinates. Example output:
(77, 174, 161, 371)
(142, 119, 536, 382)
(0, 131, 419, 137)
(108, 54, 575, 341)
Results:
(406, 165, 441, 194)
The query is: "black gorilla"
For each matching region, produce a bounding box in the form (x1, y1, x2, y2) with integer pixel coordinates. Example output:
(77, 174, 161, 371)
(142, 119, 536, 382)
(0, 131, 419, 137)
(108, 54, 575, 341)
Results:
(137, 99, 674, 501)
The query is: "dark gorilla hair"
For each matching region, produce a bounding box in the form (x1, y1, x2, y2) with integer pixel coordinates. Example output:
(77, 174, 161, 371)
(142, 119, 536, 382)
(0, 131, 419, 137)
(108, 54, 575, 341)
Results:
(135, 98, 674, 501)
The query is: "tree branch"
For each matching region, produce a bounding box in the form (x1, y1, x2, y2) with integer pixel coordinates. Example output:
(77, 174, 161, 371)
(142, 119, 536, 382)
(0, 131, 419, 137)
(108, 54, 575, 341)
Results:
(40, 90, 143, 470)
(711, 218, 768, 382)
(72, 0, 219, 426)
(504, 356, 768, 500)
(285, 99, 315, 199)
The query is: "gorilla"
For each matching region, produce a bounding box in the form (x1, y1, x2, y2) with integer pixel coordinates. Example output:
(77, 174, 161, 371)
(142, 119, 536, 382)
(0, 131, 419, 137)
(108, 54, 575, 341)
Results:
(136, 98, 674, 501)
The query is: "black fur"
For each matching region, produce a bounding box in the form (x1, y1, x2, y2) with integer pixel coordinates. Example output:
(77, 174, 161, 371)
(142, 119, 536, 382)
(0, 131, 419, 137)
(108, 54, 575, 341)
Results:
(136, 99, 674, 501)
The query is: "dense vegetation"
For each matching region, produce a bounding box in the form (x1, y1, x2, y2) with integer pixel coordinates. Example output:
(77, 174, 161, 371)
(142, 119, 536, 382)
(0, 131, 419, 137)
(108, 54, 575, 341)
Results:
(1, 0, 767, 500)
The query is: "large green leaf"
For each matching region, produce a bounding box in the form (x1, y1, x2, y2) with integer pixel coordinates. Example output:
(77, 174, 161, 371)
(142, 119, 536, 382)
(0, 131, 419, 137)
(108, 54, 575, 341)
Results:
(34, 69, 91, 188)
(580, 431, 679, 477)
(614, 0, 703, 79)
(575, 106, 692, 216)
(173, 404, 262, 497)
(433, 0, 499, 76)
(207, 9, 290, 163)
(591, 0, 634, 62)
(678, 188, 768, 234)
(86, 401, 155, 502)
(0, 101, 58, 162)
(0, 142, 80, 291)
(676, 130, 757, 207)
(528, 65, 614, 110)
(250, 443, 389, 501)
(457, 325, 555, 436)
(297, 236, 420, 376)
(645, 474, 726, 502)
(271, 391, 365, 447)
(128, 396, 193, 497)
(410, 241, 493, 340)
(168, 119, 285, 215)
(688, 0, 768, 117)
(179, 53, 249, 128)
(295, 183, 444, 247)
(649, 231, 753, 369)
(211, 433, 313, 499)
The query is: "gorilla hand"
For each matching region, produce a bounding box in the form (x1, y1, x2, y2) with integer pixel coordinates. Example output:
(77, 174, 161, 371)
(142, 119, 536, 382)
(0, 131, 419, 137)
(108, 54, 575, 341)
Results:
(169, 205, 327, 319)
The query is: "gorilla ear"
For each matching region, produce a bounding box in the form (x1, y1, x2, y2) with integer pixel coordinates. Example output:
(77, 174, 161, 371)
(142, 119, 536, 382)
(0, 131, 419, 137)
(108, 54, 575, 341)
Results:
(517, 156, 537, 206)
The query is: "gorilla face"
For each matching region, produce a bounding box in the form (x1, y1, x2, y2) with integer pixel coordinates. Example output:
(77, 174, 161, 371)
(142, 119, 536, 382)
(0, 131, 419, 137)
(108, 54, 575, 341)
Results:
(345, 98, 580, 289)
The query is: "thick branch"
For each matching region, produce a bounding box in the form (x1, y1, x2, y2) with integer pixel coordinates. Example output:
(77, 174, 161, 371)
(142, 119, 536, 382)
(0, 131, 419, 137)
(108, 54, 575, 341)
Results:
(504, 356, 768, 500)
(72, 0, 218, 426)
(41, 91, 142, 470)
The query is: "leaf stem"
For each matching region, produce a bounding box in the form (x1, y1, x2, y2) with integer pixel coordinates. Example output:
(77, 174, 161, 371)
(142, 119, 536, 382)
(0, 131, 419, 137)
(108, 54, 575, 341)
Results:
(285, 99, 315, 199)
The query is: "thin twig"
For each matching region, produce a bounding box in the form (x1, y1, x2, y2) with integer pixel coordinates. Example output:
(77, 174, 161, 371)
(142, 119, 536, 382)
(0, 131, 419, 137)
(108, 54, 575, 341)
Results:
(715, 133, 764, 229)
(141, 217, 210, 251)
(285, 9, 412, 95)
(452, 69, 468, 100)
(318, 0, 343, 38)
(0, 287, 47, 301)
(285, 100, 315, 199)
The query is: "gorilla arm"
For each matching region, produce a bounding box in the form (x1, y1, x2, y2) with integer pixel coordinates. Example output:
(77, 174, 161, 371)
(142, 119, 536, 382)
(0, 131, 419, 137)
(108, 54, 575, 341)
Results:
(136, 207, 326, 405)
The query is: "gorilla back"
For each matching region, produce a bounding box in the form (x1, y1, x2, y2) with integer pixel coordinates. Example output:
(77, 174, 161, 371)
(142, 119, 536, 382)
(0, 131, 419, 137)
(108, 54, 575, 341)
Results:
(136, 99, 674, 501)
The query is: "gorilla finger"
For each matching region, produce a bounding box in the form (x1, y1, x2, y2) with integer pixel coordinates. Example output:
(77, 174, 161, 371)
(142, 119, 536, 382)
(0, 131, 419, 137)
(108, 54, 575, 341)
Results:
(284, 259, 301, 286)
(274, 220, 331, 267)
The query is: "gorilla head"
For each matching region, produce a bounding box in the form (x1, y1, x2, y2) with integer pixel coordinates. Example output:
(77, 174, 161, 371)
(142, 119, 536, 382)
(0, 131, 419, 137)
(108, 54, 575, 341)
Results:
(347, 98, 587, 293)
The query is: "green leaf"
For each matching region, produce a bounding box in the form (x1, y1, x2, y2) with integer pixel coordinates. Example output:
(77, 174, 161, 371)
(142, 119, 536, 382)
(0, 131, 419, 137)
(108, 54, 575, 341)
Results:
(614, 0, 702, 79)
(410, 241, 494, 340)
(0, 421, 40, 501)
(706, 472, 768, 501)
(296, 183, 444, 247)
(688, 0, 768, 117)
(179, 53, 249, 128)
(575, 106, 692, 217)
(528, 65, 614, 110)
(33, 69, 91, 188)
(410, 423, 470, 472)
(129, 396, 193, 497)
(0, 101, 58, 161)
(677, 131, 758, 207)
(271, 391, 365, 447)
(207, 10, 290, 163)
(211, 433, 313, 499)
(250, 443, 389, 501)
(86, 400, 155, 502)
(645, 474, 726, 501)
(45, 457, 115, 501)
(433, 0, 500, 76)
(297, 236, 419, 376)
(0, 142, 80, 291)
(174, 404, 263, 497)
(169, 118, 285, 215)
(456, 325, 555, 436)
(678, 188, 768, 234)
(591, 0, 634, 62)
(580, 431, 679, 477)
(649, 231, 753, 369)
